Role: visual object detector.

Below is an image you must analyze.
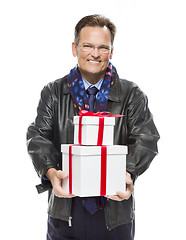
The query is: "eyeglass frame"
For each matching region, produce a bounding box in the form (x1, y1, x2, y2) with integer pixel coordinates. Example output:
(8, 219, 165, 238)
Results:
(76, 43, 112, 54)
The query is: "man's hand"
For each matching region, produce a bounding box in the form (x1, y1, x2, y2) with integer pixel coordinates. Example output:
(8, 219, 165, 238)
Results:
(107, 172, 133, 201)
(46, 168, 75, 198)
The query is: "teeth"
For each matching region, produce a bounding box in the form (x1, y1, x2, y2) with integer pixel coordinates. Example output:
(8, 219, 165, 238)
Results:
(89, 60, 100, 63)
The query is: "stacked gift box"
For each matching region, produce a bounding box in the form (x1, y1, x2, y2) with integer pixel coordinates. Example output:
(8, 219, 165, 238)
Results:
(61, 110, 128, 197)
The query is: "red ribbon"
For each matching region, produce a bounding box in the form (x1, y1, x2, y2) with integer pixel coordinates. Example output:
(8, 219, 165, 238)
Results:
(78, 110, 124, 146)
(100, 146, 107, 196)
(69, 145, 72, 194)
(68, 145, 107, 196)
(78, 116, 83, 145)
(97, 117, 104, 146)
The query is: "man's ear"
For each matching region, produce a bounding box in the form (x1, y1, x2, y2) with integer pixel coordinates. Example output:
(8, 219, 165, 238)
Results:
(109, 47, 114, 60)
(72, 42, 77, 57)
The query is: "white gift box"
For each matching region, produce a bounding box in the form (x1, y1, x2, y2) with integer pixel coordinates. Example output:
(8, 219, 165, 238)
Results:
(73, 116, 115, 145)
(61, 144, 127, 197)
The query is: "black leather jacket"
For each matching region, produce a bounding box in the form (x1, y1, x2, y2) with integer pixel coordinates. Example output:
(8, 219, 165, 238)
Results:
(27, 74, 160, 230)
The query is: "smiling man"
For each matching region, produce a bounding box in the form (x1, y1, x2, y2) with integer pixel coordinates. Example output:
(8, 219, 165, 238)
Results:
(27, 14, 160, 240)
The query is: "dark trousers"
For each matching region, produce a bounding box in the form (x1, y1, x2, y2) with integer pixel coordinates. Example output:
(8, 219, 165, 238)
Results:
(47, 197, 135, 240)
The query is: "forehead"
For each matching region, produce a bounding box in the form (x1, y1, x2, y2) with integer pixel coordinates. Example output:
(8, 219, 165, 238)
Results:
(79, 26, 112, 45)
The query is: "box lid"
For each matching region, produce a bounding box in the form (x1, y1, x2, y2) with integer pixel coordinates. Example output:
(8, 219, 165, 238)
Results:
(61, 144, 128, 155)
(73, 116, 115, 126)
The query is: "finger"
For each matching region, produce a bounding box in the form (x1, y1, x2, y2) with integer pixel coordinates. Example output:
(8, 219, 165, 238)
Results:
(60, 190, 76, 198)
(54, 187, 75, 198)
(107, 195, 123, 201)
(64, 193, 76, 198)
(56, 193, 76, 198)
(116, 188, 133, 200)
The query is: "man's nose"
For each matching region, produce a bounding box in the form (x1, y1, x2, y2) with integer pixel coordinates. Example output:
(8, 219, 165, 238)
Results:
(91, 47, 100, 58)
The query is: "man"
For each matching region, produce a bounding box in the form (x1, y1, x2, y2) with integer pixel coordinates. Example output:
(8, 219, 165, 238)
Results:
(27, 14, 160, 240)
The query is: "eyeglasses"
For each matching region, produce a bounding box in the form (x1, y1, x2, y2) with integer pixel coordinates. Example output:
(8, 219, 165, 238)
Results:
(77, 43, 111, 54)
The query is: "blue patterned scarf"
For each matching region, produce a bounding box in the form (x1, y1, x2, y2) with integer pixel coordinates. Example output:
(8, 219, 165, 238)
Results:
(67, 62, 117, 113)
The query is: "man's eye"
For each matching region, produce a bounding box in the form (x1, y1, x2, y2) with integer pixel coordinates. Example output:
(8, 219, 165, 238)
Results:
(83, 45, 93, 48)
(99, 46, 109, 50)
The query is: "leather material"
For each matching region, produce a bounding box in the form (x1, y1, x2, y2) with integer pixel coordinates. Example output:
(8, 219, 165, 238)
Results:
(27, 74, 160, 230)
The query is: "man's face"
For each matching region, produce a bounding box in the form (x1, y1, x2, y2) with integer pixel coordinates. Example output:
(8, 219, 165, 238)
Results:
(72, 26, 113, 83)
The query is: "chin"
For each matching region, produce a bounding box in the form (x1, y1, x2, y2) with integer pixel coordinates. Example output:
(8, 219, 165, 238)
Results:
(80, 69, 105, 82)
(86, 69, 104, 76)
(86, 66, 105, 75)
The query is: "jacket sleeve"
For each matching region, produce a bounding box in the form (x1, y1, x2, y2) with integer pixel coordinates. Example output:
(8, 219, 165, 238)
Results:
(27, 84, 61, 183)
(126, 87, 160, 181)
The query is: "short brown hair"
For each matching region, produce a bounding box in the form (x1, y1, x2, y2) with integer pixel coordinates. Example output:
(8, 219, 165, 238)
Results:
(74, 14, 116, 46)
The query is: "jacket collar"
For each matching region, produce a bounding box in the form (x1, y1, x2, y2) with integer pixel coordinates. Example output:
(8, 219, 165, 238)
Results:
(64, 74, 121, 103)
(108, 74, 121, 102)
(63, 76, 69, 94)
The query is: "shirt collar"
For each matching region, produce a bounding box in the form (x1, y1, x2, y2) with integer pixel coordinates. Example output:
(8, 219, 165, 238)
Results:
(82, 77, 104, 91)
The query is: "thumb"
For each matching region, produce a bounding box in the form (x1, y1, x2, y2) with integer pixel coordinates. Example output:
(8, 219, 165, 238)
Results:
(56, 170, 69, 180)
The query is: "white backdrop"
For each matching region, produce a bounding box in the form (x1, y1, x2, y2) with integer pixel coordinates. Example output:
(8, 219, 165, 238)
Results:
(0, 0, 186, 239)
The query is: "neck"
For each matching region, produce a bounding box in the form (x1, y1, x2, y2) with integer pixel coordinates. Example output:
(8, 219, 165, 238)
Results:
(78, 68, 106, 84)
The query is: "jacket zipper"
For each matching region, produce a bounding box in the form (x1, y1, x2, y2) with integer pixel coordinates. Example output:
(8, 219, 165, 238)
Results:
(68, 199, 73, 227)
(104, 207, 111, 231)
(68, 216, 72, 227)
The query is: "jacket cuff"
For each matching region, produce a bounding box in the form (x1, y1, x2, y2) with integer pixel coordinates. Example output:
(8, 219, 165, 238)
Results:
(36, 177, 52, 194)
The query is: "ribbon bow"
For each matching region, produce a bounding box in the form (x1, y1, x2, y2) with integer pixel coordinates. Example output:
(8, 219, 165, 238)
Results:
(78, 110, 124, 146)
(79, 110, 124, 118)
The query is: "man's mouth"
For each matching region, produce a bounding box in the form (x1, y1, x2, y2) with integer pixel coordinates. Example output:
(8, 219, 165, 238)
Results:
(88, 60, 101, 63)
